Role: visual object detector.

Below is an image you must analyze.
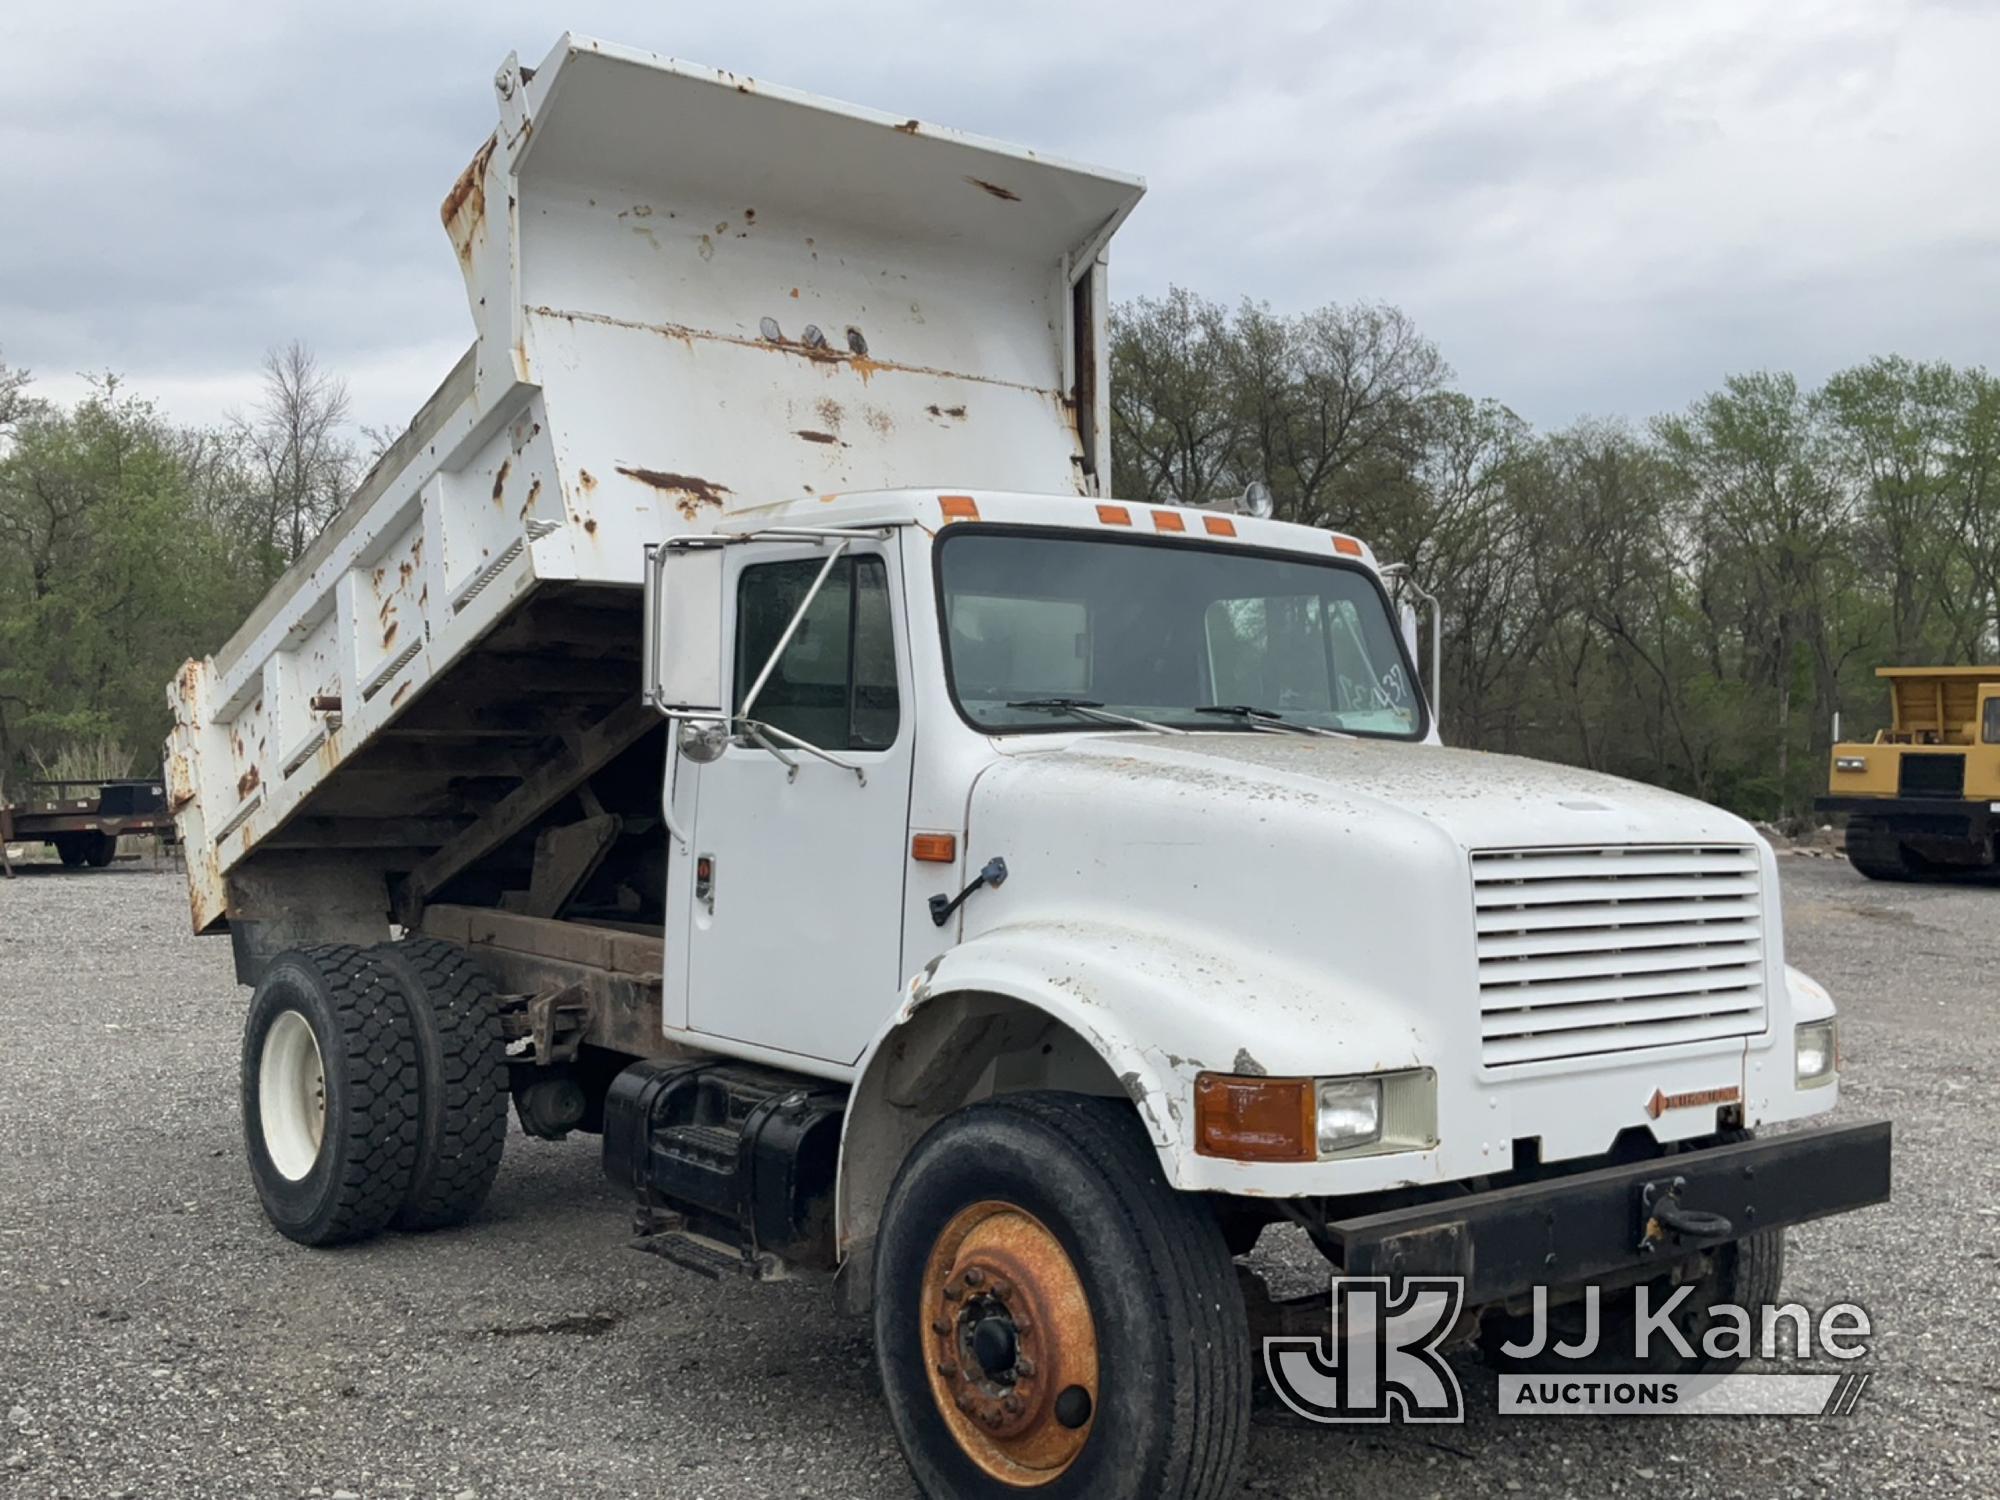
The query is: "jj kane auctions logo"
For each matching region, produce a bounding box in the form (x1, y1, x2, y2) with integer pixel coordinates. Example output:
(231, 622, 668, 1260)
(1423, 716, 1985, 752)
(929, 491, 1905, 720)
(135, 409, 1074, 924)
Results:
(1264, 1278, 1874, 1422)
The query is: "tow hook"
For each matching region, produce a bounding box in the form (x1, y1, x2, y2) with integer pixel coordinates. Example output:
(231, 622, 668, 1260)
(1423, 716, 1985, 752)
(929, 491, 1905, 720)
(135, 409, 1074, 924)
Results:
(1636, 1175, 1734, 1254)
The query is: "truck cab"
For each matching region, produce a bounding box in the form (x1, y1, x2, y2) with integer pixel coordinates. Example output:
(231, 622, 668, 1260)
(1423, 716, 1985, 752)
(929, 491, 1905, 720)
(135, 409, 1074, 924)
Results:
(166, 36, 1890, 1500)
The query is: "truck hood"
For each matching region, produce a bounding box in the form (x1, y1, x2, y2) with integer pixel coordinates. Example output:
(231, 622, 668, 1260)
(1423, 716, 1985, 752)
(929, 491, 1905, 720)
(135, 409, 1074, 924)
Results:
(1001, 732, 1756, 852)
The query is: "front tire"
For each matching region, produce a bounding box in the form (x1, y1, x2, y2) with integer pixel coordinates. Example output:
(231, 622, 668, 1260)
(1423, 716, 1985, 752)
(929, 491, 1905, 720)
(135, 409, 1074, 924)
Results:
(874, 1093, 1249, 1500)
(241, 946, 420, 1246)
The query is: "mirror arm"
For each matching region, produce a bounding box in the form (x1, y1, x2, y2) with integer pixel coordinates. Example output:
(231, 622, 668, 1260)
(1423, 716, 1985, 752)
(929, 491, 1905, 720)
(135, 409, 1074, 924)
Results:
(738, 721, 802, 777)
(738, 540, 851, 721)
(738, 718, 867, 785)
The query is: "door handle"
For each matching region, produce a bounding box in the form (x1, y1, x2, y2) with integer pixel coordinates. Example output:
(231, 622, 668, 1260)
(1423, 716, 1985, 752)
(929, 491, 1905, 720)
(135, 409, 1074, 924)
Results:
(695, 853, 716, 913)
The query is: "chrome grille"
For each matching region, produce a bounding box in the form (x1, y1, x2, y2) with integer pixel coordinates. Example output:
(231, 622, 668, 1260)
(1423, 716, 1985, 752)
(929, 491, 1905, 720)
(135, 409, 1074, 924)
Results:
(1472, 845, 1767, 1067)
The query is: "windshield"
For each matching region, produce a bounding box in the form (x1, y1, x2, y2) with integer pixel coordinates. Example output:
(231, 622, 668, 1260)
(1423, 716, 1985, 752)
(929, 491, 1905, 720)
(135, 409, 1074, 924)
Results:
(936, 528, 1425, 739)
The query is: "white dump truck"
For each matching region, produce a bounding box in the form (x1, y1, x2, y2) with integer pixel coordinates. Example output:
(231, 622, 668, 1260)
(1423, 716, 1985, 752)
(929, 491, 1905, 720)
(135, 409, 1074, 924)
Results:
(168, 35, 1891, 1498)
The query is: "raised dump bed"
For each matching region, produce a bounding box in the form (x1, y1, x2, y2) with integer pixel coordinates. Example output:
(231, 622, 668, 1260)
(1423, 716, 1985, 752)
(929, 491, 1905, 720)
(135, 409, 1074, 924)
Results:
(166, 34, 1144, 971)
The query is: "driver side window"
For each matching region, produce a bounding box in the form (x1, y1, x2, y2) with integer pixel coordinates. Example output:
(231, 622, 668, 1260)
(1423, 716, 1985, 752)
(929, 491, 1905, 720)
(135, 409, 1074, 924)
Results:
(734, 556, 900, 750)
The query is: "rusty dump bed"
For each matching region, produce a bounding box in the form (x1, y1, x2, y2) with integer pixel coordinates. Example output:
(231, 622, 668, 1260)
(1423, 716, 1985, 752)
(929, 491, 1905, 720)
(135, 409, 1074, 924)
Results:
(165, 34, 1144, 943)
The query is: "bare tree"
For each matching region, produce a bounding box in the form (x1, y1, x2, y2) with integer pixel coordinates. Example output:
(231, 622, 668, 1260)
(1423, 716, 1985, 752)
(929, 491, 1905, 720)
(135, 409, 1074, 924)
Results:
(233, 342, 357, 578)
(0, 349, 38, 445)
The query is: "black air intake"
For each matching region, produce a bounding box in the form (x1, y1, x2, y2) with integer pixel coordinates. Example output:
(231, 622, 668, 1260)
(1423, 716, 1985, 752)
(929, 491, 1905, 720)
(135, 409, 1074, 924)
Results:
(1899, 753, 1965, 799)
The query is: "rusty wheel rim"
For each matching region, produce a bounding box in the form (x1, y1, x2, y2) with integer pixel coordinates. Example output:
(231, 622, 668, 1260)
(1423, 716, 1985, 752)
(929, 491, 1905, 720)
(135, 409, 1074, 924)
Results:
(919, 1200, 1099, 1487)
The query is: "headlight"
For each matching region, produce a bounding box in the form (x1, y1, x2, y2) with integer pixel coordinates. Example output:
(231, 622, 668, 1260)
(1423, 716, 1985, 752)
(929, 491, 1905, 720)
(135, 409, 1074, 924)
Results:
(1193, 1069, 1435, 1161)
(1834, 756, 1868, 772)
(1795, 1020, 1837, 1087)
(1316, 1077, 1383, 1153)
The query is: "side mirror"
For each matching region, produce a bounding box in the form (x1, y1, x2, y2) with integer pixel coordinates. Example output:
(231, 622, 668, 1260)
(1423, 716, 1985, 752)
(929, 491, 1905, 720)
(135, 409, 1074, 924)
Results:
(643, 541, 727, 716)
(1399, 600, 1421, 662)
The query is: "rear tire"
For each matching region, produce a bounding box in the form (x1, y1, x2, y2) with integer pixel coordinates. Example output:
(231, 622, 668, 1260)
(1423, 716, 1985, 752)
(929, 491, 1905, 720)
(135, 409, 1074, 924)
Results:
(874, 1092, 1249, 1500)
(84, 831, 117, 867)
(1844, 816, 1924, 881)
(241, 946, 420, 1246)
(366, 937, 509, 1231)
(53, 836, 87, 868)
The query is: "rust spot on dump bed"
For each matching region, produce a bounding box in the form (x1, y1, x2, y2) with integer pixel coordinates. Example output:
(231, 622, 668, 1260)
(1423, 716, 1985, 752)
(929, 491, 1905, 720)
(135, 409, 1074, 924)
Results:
(584, 519, 598, 535)
(491, 459, 510, 504)
(927, 404, 969, 420)
(391, 679, 413, 707)
(383, 621, 399, 650)
(895, 118, 921, 134)
(237, 765, 260, 800)
(616, 467, 733, 520)
(442, 133, 497, 265)
(965, 176, 1021, 202)
(522, 478, 542, 519)
(795, 430, 841, 444)
(578, 469, 597, 492)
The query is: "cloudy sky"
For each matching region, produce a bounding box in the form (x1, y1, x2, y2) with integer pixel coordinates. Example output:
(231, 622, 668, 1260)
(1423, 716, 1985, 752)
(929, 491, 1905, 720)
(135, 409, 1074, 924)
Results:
(4, 1, 1996, 439)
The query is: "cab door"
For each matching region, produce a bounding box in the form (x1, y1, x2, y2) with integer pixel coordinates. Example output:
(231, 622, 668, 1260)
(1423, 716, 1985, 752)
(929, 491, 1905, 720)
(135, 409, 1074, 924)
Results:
(672, 541, 914, 1067)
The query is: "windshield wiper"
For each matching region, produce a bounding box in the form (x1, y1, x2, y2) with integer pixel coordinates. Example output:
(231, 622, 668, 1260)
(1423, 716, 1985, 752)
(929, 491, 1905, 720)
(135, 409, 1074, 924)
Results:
(1005, 698, 1188, 735)
(1193, 704, 1351, 739)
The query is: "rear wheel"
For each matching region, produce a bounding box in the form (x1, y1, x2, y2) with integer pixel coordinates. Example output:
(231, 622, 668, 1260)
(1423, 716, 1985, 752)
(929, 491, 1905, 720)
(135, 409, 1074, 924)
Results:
(1845, 815, 1925, 881)
(53, 836, 87, 868)
(83, 831, 117, 867)
(366, 937, 509, 1231)
(241, 946, 420, 1246)
(874, 1093, 1249, 1499)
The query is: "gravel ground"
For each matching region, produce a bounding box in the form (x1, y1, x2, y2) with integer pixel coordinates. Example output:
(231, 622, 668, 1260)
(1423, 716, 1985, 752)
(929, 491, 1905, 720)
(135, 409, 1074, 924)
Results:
(0, 855, 1995, 1498)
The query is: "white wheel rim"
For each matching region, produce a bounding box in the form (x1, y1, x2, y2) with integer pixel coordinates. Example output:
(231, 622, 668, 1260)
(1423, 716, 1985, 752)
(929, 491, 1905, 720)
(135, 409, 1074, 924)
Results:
(259, 1010, 327, 1181)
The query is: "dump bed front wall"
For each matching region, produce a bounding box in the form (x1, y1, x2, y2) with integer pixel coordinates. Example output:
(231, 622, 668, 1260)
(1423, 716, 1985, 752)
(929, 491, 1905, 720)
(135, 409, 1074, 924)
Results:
(1890, 675, 1989, 740)
(514, 165, 1094, 570)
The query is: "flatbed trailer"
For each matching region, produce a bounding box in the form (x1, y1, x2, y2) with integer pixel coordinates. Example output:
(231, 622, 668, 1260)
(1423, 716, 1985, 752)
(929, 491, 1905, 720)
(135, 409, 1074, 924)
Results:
(1, 777, 173, 875)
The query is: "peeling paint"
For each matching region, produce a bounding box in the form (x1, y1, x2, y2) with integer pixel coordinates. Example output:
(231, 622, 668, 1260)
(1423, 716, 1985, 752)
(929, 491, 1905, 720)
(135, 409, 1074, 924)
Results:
(441, 133, 497, 265)
(964, 175, 1021, 202)
(615, 466, 733, 520)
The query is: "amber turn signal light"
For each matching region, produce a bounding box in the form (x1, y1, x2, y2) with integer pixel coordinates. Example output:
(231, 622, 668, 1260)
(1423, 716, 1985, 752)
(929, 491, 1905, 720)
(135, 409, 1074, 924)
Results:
(911, 833, 958, 863)
(1193, 1073, 1315, 1162)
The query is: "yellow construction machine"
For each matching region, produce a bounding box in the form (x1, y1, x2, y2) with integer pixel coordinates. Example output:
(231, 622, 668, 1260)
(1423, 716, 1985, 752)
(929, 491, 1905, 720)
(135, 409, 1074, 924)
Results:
(1819, 666, 2000, 879)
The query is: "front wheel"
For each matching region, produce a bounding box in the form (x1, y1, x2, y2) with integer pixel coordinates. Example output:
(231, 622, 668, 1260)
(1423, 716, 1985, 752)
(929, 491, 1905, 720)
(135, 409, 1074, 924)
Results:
(874, 1093, 1249, 1500)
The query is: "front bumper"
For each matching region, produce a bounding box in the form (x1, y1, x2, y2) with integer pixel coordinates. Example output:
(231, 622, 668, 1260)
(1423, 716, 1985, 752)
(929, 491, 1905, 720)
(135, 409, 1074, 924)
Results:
(1327, 1120, 1891, 1305)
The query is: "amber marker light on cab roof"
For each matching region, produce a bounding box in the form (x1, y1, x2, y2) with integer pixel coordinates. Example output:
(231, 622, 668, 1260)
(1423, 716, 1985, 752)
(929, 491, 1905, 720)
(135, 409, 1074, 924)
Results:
(1332, 535, 1364, 557)
(1202, 515, 1237, 537)
(1096, 504, 1132, 525)
(1151, 509, 1186, 533)
(940, 495, 980, 522)
(1194, 1073, 1315, 1162)
(910, 833, 958, 863)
